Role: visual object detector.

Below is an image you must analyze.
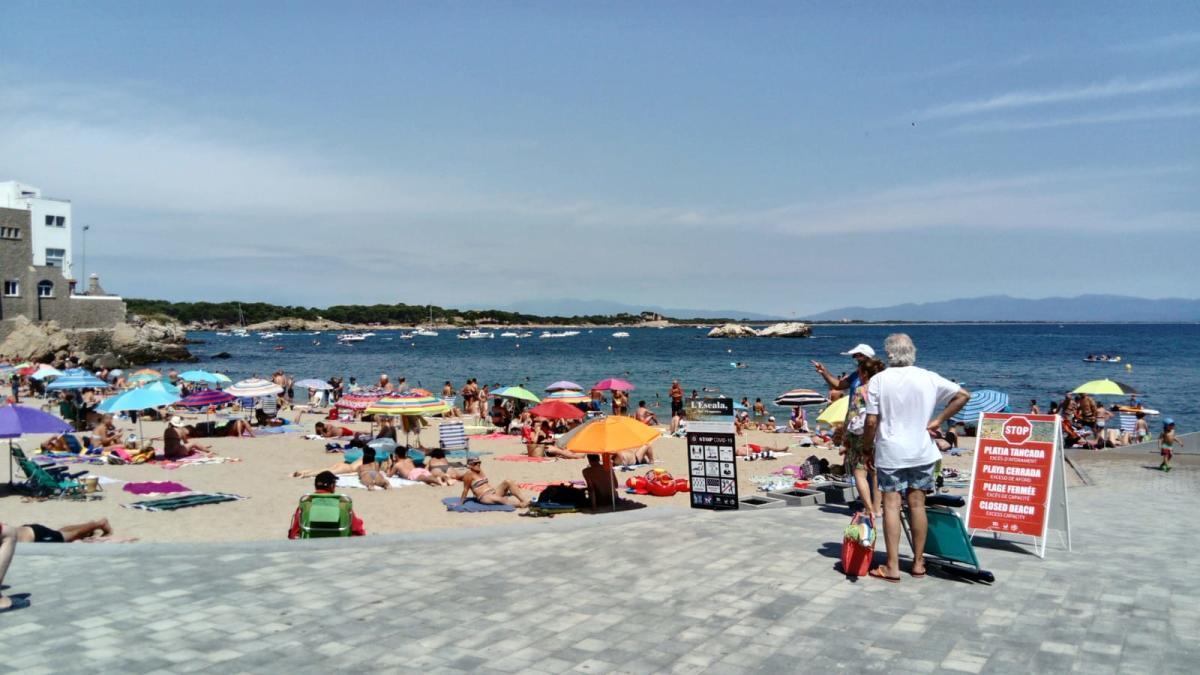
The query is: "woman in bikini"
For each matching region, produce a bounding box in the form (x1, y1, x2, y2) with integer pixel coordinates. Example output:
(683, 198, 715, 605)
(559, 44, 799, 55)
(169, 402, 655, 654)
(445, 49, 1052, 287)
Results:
(458, 457, 529, 507)
(386, 446, 453, 486)
(426, 448, 466, 481)
(356, 447, 390, 490)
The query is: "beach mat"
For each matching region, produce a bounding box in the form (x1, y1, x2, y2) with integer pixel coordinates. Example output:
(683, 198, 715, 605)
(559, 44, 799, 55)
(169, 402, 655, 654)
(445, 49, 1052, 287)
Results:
(337, 475, 421, 490)
(156, 456, 242, 470)
(518, 480, 587, 493)
(254, 423, 303, 435)
(442, 497, 514, 512)
(123, 481, 192, 496)
(495, 454, 554, 463)
(124, 493, 246, 512)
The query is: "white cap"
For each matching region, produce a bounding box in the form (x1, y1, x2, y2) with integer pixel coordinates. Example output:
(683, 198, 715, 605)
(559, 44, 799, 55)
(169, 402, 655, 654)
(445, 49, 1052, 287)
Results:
(840, 344, 875, 358)
(168, 415, 185, 427)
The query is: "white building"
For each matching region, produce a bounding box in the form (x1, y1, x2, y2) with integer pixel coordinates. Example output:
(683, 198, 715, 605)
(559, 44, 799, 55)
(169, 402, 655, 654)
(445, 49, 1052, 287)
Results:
(0, 181, 74, 282)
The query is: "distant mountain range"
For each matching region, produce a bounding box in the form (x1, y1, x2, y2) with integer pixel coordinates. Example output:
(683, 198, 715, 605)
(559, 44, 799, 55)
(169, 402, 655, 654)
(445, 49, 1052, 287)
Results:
(499, 298, 785, 321)
(803, 294, 1200, 322)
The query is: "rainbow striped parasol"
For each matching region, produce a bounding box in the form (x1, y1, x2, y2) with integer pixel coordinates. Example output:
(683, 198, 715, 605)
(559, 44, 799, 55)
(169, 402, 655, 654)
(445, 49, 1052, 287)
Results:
(365, 392, 450, 416)
(335, 388, 388, 410)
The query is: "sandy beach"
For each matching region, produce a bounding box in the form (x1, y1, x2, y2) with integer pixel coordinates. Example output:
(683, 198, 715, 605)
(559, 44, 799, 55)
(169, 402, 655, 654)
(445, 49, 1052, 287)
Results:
(0, 400, 977, 543)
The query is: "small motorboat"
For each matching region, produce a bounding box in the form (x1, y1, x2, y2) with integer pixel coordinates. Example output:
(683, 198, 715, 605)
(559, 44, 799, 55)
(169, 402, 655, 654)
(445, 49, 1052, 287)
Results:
(612, 332, 630, 338)
(458, 329, 495, 340)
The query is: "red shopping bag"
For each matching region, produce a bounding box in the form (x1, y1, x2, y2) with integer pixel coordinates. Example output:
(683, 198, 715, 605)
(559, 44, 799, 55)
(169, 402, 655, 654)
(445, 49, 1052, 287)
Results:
(840, 513, 875, 577)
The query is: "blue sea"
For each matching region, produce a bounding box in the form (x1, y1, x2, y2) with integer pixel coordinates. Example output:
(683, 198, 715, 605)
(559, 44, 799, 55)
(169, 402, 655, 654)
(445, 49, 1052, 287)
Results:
(172, 324, 1199, 431)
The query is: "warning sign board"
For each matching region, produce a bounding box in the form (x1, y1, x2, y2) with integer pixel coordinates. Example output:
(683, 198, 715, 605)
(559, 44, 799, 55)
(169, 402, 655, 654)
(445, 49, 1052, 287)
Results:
(686, 398, 737, 510)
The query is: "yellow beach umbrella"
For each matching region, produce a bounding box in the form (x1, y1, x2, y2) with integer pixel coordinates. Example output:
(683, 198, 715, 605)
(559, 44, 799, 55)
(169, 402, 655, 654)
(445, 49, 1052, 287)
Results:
(1072, 379, 1138, 396)
(816, 396, 849, 426)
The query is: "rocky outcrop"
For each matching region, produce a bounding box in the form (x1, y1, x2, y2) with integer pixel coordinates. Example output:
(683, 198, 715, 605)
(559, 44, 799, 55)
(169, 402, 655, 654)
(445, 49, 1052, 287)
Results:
(0, 315, 195, 366)
(243, 318, 348, 332)
(757, 322, 812, 338)
(707, 323, 760, 338)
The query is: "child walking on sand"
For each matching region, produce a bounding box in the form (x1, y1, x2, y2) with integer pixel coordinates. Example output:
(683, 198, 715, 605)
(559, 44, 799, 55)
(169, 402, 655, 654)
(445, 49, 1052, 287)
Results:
(1160, 419, 1179, 472)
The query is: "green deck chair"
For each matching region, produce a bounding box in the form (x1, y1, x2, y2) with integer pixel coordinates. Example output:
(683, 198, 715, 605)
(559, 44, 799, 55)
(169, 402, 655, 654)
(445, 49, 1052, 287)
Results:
(901, 494, 995, 583)
(15, 454, 86, 499)
(298, 493, 353, 538)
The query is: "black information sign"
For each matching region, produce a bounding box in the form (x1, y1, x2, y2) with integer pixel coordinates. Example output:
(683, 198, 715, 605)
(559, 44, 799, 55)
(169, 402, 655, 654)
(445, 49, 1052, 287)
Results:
(686, 398, 738, 510)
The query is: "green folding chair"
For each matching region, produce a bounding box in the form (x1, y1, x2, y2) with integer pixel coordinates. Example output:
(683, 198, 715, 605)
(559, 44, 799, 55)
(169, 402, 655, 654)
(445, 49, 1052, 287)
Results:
(298, 493, 353, 538)
(15, 454, 87, 499)
(901, 494, 995, 583)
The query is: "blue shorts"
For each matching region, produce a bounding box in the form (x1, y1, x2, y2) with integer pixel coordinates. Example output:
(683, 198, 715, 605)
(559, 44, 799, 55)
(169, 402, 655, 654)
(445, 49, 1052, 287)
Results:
(877, 462, 936, 493)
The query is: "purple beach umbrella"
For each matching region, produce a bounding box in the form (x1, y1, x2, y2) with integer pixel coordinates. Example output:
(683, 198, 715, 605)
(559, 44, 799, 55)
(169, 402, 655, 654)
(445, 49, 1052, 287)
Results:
(0, 404, 73, 484)
(178, 389, 236, 408)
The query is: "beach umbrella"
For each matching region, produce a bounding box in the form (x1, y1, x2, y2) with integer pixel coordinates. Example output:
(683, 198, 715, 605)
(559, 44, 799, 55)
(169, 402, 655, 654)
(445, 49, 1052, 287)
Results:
(816, 397, 849, 426)
(529, 400, 585, 421)
(28, 365, 65, 381)
(545, 390, 590, 405)
(294, 378, 333, 390)
(179, 370, 222, 384)
(491, 386, 541, 404)
(0, 404, 74, 484)
(951, 389, 1010, 423)
(1072, 379, 1138, 396)
(126, 372, 162, 386)
(178, 389, 236, 408)
(213, 373, 232, 385)
(45, 368, 108, 391)
(335, 388, 388, 411)
(557, 416, 661, 511)
(773, 388, 829, 407)
(593, 378, 635, 392)
(96, 381, 183, 446)
(545, 380, 582, 393)
(225, 378, 284, 398)
(365, 393, 450, 417)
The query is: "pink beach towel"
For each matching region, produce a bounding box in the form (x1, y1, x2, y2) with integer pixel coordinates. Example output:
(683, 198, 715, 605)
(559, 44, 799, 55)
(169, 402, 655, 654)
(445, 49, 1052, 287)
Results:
(469, 433, 511, 440)
(123, 481, 192, 495)
(495, 454, 554, 463)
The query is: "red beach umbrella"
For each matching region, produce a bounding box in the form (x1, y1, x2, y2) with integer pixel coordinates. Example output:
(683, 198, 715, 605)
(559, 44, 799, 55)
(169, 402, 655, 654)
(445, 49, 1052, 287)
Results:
(529, 400, 585, 420)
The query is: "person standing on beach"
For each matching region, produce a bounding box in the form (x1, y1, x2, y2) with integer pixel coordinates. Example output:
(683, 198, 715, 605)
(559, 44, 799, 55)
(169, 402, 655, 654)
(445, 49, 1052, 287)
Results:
(862, 334, 969, 583)
(1160, 419, 1178, 472)
(669, 380, 684, 417)
(1029, 400, 1040, 414)
(811, 344, 875, 399)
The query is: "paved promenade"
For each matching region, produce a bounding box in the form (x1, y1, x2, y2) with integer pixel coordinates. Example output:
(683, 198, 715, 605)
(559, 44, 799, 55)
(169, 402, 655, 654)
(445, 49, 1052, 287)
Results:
(2, 453, 1196, 674)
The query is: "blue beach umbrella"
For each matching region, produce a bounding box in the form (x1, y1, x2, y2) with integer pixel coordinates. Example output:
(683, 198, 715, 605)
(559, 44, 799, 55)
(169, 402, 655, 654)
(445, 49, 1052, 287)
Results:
(951, 389, 1010, 423)
(179, 370, 222, 384)
(96, 381, 182, 414)
(45, 368, 109, 391)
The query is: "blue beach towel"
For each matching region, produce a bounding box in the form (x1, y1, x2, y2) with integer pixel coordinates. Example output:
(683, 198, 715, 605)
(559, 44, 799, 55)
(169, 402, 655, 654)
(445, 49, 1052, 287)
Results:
(442, 497, 515, 512)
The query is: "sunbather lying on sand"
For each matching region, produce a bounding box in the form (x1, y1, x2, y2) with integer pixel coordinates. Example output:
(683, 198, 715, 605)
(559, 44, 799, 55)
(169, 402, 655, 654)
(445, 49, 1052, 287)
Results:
(356, 447, 390, 490)
(164, 417, 215, 460)
(612, 444, 655, 466)
(425, 448, 467, 481)
(10, 518, 116, 543)
(459, 456, 530, 507)
(293, 456, 363, 478)
(188, 419, 255, 438)
(314, 422, 357, 439)
(386, 446, 453, 486)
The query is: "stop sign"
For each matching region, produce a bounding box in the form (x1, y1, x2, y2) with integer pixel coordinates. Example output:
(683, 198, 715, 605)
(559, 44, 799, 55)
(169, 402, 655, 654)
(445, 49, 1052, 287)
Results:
(1003, 416, 1033, 445)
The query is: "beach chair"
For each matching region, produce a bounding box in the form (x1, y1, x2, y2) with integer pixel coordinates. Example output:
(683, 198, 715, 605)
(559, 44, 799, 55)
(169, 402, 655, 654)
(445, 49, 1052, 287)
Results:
(900, 494, 995, 583)
(14, 453, 87, 499)
(439, 420, 468, 451)
(297, 493, 354, 538)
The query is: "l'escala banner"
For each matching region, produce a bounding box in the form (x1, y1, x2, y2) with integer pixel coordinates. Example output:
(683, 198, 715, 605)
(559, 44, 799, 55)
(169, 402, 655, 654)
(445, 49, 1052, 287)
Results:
(965, 413, 1062, 540)
(686, 398, 738, 510)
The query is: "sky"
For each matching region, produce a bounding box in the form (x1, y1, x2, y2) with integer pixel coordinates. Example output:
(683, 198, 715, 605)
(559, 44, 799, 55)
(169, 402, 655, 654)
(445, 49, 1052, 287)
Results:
(1, 1, 1197, 316)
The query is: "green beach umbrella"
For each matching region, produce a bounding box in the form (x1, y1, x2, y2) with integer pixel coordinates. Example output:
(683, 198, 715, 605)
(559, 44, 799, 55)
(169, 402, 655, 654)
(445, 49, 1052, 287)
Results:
(491, 385, 541, 404)
(1072, 379, 1138, 396)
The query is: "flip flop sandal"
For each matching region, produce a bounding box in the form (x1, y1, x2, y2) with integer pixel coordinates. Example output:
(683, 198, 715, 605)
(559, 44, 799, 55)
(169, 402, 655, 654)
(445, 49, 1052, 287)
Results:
(869, 566, 901, 583)
(911, 570, 927, 578)
(0, 596, 30, 613)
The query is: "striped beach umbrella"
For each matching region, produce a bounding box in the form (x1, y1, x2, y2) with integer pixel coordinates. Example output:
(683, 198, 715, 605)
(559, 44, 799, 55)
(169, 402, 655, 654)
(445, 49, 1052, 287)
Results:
(178, 389, 237, 408)
(225, 378, 283, 398)
(545, 390, 591, 404)
(335, 388, 388, 411)
(951, 389, 1010, 423)
(773, 388, 829, 407)
(45, 368, 109, 391)
(365, 392, 450, 416)
(294, 378, 333, 390)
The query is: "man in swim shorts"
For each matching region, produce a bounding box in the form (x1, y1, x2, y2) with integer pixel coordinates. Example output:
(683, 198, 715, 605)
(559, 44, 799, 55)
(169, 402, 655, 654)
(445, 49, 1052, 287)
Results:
(10, 518, 114, 543)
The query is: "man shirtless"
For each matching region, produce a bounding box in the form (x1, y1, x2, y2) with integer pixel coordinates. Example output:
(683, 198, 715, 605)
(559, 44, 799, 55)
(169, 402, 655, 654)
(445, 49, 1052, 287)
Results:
(8, 518, 115, 543)
(634, 401, 659, 426)
(458, 457, 529, 507)
(582, 454, 618, 509)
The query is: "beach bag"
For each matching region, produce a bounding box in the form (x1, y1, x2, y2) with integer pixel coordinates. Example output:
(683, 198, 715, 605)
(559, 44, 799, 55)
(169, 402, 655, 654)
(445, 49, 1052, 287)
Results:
(538, 484, 588, 507)
(840, 513, 876, 577)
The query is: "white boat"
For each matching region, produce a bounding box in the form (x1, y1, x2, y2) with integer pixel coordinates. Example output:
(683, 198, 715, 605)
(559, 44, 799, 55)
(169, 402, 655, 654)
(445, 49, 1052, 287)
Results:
(258, 332, 279, 339)
(337, 333, 367, 342)
(398, 332, 414, 340)
(612, 332, 630, 338)
(360, 332, 376, 338)
(413, 328, 439, 337)
(500, 331, 520, 338)
(516, 331, 533, 338)
(539, 330, 573, 338)
(458, 329, 495, 340)
(216, 332, 230, 337)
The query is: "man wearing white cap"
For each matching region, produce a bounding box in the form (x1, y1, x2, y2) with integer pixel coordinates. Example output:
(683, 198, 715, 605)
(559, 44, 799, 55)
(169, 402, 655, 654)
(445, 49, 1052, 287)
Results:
(811, 343, 875, 398)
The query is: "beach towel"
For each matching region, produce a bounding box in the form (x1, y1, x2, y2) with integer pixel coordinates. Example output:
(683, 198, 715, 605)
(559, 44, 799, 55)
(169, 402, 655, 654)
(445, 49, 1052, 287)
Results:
(254, 423, 301, 435)
(495, 454, 554, 463)
(518, 480, 587, 493)
(123, 492, 246, 512)
(123, 481, 192, 496)
(336, 475, 422, 490)
(442, 496, 514, 512)
(468, 432, 508, 440)
(156, 456, 242, 470)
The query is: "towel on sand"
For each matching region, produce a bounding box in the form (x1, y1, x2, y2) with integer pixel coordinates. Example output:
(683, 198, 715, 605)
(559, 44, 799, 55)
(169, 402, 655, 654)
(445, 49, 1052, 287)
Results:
(337, 475, 422, 489)
(442, 497, 515, 512)
(123, 493, 246, 512)
(123, 481, 192, 495)
(495, 454, 553, 463)
(518, 480, 586, 493)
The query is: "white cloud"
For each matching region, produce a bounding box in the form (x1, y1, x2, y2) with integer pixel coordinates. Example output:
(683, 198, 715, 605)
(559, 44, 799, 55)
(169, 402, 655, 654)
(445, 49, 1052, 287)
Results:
(1111, 31, 1200, 52)
(918, 71, 1200, 119)
(952, 104, 1200, 133)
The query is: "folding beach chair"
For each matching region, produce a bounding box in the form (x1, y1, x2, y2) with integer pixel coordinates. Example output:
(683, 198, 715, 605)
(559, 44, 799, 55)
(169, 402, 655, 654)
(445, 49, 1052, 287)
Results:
(14, 452, 87, 499)
(900, 494, 995, 583)
(297, 493, 354, 538)
(439, 420, 468, 452)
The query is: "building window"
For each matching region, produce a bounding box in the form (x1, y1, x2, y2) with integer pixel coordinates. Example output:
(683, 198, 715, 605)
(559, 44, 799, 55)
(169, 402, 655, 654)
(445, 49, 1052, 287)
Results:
(45, 248, 66, 267)
(45, 215, 53, 226)
(0, 227, 19, 240)
(37, 280, 54, 298)
(56, 216, 65, 227)
(3, 280, 18, 297)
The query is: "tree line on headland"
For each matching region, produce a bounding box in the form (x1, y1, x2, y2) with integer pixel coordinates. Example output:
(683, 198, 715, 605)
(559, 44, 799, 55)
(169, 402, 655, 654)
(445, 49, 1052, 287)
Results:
(123, 299, 698, 327)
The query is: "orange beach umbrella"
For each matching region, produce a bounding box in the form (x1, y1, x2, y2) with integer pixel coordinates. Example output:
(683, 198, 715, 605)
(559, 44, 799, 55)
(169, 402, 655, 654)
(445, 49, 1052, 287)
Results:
(556, 416, 660, 455)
